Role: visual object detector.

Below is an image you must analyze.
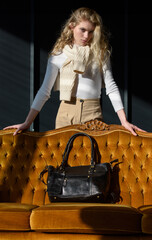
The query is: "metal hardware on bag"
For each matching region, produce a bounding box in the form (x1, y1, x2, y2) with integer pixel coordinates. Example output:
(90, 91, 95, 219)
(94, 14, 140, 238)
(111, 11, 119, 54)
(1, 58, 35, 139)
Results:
(97, 195, 100, 199)
(110, 159, 120, 170)
(88, 164, 95, 175)
(59, 165, 65, 172)
(63, 178, 67, 187)
(54, 197, 57, 200)
(91, 163, 95, 168)
(88, 169, 96, 175)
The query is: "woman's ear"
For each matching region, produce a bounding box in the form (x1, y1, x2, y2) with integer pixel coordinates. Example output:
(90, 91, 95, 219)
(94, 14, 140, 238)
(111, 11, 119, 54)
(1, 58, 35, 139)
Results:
(69, 22, 75, 30)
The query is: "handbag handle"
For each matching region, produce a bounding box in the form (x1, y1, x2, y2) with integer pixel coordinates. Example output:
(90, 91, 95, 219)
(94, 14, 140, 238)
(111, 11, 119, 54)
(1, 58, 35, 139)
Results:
(60, 132, 95, 170)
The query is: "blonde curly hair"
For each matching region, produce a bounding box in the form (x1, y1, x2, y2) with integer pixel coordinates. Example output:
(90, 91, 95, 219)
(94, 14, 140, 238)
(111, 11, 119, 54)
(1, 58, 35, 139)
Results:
(50, 7, 111, 71)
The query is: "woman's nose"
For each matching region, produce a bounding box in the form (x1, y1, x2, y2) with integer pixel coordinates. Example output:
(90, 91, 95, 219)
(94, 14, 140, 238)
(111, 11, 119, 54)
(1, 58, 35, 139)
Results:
(84, 31, 89, 39)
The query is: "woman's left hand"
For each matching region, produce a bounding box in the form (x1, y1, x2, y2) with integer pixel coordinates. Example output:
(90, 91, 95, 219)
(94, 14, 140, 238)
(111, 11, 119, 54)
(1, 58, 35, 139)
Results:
(121, 120, 146, 136)
(117, 109, 146, 136)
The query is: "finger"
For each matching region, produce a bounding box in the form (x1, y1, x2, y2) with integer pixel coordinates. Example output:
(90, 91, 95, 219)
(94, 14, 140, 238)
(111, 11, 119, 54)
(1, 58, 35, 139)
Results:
(133, 126, 146, 132)
(3, 126, 17, 130)
(130, 129, 137, 136)
(136, 128, 146, 132)
(13, 128, 22, 136)
(127, 125, 137, 136)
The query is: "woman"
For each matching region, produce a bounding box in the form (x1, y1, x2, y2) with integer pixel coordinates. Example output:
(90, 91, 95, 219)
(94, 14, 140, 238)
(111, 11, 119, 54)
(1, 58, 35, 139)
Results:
(4, 7, 144, 135)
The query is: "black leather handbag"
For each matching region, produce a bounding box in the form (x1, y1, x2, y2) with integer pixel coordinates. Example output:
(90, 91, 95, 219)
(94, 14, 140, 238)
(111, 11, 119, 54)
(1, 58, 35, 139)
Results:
(40, 132, 119, 203)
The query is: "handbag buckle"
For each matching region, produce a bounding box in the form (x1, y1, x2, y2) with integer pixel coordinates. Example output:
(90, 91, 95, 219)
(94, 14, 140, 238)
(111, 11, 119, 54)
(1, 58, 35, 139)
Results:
(88, 164, 95, 174)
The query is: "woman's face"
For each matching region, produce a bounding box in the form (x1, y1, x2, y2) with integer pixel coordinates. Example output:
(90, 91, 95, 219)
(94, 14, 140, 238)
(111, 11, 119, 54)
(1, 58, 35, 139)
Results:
(71, 20, 95, 46)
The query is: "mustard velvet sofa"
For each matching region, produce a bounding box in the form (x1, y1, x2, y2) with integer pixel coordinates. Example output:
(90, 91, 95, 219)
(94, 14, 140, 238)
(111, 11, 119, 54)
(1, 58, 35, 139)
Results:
(0, 120, 152, 240)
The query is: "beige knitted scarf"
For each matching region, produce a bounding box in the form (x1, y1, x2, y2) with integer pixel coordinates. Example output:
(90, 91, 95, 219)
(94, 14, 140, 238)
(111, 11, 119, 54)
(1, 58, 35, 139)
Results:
(55, 44, 90, 101)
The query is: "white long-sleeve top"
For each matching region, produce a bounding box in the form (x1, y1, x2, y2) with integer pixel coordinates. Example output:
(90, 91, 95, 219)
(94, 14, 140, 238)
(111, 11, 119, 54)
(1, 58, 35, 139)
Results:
(31, 52, 124, 112)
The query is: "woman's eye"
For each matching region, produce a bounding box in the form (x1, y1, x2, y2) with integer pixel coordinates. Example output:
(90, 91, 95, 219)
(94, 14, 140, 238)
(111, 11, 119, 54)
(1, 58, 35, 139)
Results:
(80, 28, 85, 32)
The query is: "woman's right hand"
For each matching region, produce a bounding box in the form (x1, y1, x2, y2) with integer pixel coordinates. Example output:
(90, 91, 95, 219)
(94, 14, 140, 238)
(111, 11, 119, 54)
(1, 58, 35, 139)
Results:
(3, 122, 30, 136)
(3, 109, 39, 136)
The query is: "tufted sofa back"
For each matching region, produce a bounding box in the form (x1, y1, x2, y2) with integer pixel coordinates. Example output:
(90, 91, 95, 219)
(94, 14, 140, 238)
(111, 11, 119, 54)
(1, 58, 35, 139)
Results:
(0, 125, 152, 208)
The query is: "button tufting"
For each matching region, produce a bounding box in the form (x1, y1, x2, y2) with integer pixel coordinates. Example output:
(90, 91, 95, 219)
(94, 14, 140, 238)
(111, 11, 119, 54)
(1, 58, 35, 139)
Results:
(3, 177, 7, 184)
(19, 190, 23, 196)
(10, 165, 13, 172)
(32, 188, 35, 193)
(22, 143, 25, 148)
(15, 177, 19, 183)
(122, 154, 125, 160)
(21, 165, 25, 171)
(1, 125, 152, 208)
(141, 189, 144, 195)
(32, 165, 36, 171)
(34, 144, 37, 149)
(26, 177, 30, 183)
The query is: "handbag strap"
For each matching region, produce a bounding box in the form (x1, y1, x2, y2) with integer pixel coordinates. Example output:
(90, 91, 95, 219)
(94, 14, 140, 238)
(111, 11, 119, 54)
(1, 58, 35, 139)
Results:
(60, 132, 95, 170)
(39, 166, 48, 185)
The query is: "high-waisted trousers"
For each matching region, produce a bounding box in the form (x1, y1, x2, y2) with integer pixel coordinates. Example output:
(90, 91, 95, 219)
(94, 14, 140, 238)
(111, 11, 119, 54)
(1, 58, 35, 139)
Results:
(55, 98, 103, 129)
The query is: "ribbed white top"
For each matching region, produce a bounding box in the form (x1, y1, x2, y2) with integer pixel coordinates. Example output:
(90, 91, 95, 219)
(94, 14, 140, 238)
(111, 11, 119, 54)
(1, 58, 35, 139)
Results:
(31, 52, 124, 112)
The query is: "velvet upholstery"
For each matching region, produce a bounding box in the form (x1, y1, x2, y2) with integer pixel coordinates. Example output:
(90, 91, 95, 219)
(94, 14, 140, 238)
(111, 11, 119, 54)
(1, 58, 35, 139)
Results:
(0, 122, 152, 239)
(30, 203, 142, 234)
(0, 203, 38, 231)
(138, 205, 152, 234)
(1, 232, 152, 240)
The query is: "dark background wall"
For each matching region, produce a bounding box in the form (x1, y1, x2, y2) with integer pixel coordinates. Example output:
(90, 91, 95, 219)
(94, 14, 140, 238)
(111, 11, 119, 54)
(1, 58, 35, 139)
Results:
(0, 0, 151, 132)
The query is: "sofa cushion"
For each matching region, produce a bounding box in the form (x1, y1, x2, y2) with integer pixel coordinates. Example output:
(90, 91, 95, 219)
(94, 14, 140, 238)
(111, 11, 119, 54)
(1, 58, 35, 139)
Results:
(0, 202, 38, 231)
(30, 203, 142, 234)
(138, 205, 152, 234)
